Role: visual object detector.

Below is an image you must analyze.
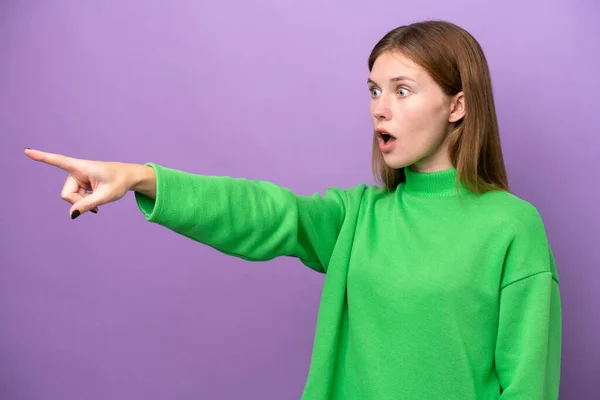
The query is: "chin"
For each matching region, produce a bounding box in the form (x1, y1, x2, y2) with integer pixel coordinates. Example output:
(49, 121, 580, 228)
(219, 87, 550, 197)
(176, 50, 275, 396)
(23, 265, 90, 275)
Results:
(382, 154, 413, 170)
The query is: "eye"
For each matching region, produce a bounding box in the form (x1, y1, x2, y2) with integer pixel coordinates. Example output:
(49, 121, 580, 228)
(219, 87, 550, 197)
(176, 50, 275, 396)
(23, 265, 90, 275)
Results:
(398, 88, 410, 97)
(370, 87, 382, 98)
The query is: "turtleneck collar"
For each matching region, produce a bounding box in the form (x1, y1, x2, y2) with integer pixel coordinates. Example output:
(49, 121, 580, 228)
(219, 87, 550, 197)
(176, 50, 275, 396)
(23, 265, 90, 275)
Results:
(403, 166, 465, 198)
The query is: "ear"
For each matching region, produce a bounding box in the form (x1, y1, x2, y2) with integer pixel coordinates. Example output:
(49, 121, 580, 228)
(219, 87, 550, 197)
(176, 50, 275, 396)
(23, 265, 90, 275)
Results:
(448, 91, 465, 123)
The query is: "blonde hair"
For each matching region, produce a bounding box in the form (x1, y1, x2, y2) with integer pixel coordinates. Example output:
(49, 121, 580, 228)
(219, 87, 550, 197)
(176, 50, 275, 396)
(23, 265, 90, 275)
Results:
(369, 20, 509, 193)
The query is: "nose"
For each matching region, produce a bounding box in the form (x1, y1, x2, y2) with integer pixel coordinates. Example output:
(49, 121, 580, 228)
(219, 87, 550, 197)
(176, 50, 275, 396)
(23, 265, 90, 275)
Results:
(372, 96, 391, 121)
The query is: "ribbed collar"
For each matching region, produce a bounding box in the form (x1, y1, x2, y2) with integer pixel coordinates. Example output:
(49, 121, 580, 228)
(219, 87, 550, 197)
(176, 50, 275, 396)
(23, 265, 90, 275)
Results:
(403, 166, 464, 198)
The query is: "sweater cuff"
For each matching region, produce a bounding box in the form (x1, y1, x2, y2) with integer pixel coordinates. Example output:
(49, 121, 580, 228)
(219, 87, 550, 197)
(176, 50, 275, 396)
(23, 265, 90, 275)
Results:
(134, 162, 165, 223)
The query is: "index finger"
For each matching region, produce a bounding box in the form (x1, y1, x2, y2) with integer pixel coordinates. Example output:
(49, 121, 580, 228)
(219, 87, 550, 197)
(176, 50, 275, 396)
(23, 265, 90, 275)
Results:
(24, 148, 79, 172)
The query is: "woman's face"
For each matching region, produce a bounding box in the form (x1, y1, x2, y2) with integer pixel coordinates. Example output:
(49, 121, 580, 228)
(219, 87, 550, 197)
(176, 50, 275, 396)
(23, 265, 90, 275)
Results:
(368, 51, 464, 172)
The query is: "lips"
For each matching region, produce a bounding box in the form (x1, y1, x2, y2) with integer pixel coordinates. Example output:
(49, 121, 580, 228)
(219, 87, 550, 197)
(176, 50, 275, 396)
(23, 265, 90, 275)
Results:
(375, 128, 397, 153)
(375, 128, 396, 143)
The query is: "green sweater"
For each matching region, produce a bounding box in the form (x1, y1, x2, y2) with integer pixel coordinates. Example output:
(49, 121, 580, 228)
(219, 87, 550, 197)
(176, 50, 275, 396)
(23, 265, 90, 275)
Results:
(135, 164, 561, 399)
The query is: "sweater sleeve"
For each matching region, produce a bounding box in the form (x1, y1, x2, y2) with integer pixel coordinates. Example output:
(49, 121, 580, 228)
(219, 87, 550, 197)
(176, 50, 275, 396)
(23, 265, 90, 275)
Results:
(495, 205, 562, 399)
(133, 163, 351, 272)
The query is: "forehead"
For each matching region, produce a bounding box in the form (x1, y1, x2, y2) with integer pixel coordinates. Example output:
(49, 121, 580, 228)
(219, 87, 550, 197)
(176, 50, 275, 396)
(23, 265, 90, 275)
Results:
(369, 51, 426, 82)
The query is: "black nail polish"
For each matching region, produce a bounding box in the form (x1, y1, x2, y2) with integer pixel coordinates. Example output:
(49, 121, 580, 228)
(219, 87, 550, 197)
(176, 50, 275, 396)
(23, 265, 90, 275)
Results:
(71, 210, 80, 219)
(90, 209, 98, 214)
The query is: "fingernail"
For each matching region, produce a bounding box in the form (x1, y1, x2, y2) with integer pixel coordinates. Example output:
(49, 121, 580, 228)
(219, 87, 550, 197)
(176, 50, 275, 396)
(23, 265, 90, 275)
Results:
(24, 147, 30, 150)
(90, 209, 98, 214)
(71, 210, 80, 219)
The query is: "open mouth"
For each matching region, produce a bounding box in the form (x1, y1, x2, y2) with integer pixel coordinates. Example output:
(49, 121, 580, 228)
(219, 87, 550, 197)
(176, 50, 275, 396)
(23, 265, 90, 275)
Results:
(376, 129, 397, 152)
(381, 133, 393, 143)
(376, 130, 396, 143)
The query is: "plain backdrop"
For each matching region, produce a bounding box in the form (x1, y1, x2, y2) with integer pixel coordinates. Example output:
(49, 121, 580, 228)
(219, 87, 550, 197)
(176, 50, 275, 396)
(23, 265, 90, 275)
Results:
(1, 0, 598, 399)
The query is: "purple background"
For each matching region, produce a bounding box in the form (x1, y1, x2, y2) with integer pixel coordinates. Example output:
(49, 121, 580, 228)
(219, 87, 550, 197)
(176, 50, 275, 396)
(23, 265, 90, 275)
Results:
(2, 0, 598, 399)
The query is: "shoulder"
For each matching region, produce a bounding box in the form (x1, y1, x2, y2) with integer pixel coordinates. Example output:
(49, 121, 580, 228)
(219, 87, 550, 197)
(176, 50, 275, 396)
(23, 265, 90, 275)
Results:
(474, 189, 546, 236)
(480, 191, 559, 287)
(320, 184, 396, 218)
(327, 183, 388, 203)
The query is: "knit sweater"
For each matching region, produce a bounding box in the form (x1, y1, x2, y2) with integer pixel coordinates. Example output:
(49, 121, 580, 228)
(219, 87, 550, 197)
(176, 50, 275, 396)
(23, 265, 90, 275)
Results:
(135, 164, 561, 399)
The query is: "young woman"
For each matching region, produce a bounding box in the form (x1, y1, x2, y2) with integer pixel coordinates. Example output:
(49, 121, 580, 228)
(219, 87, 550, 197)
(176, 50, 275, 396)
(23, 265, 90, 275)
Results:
(25, 20, 561, 399)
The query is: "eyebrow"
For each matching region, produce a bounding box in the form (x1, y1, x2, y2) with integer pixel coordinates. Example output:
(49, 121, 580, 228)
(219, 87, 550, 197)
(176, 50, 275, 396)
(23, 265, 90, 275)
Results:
(367, 76, 417, 85)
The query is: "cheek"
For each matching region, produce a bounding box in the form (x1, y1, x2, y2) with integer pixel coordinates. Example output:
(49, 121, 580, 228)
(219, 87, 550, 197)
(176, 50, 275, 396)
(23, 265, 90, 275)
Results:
(397, 99, 448, 136)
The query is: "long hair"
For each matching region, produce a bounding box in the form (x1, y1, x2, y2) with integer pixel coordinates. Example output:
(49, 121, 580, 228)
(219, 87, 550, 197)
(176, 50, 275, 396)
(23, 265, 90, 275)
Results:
(369, 20, 509, 193)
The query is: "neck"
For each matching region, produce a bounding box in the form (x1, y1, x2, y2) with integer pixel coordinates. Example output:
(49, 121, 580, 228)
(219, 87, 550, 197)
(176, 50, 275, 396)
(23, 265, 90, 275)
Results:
(409, 161, 453, 173)
(410, 133, 453, 172)
(403, 166, 466, 198)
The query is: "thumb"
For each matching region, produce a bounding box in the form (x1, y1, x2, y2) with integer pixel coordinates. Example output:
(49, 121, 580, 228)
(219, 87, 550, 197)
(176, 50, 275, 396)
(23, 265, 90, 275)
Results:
(70, 193, 103, 219)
